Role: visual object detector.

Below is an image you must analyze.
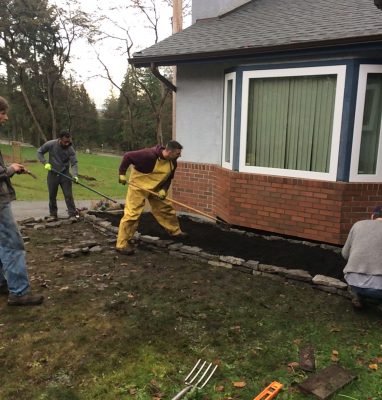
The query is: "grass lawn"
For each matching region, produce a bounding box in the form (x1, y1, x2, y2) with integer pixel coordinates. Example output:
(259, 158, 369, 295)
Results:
(0, 144, 127, 201)
(0, 221, 381, 400)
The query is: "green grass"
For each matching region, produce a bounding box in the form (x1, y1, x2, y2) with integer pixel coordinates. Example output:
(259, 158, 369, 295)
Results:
(0, 144, 127, 201)
(1, 221, 382, 399)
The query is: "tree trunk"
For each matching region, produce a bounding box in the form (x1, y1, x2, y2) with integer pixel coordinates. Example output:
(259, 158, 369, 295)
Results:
(47, 73, 57, 139)
(156, 113, 163, 146)
(20, 84, 48, 144)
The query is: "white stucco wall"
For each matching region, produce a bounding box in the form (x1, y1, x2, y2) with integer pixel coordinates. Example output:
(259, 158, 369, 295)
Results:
(175, 64, 227, 164)
(192, 0, 250, 23)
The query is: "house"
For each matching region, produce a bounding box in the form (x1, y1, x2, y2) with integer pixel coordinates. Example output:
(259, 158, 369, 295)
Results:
(130, 0, 382, 245)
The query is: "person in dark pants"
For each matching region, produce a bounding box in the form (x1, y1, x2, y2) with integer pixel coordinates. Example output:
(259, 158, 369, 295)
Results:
(342, 205, 382, 311)
(0, 96, 43, 306)
(37, 131, 79, 220)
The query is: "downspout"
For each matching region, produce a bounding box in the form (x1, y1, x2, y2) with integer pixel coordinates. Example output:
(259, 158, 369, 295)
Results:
(150, 63, 177, 92)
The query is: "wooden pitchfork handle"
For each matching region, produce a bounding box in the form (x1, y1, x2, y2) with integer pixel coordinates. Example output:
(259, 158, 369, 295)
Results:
(126, 180, 219, 224)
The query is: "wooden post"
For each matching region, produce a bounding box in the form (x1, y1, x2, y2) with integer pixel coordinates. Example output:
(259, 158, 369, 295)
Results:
(172, 0, 183, 140)
(172, 0, 183, 34)
(11, 141, 22, 163)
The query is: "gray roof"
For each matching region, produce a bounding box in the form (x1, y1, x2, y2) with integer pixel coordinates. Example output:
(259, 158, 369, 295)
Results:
(131, 0, 382, 66)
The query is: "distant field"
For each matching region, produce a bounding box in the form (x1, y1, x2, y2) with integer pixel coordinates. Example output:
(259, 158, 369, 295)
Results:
(0, 144, 127, 201)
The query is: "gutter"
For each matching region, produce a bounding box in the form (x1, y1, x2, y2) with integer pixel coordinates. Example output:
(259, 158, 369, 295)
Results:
(130, 35, 382, 67)
(150, 63, 177, 92)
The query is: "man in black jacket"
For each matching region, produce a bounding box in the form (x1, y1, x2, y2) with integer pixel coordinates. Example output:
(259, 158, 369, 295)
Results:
(0, 96, 43, 306)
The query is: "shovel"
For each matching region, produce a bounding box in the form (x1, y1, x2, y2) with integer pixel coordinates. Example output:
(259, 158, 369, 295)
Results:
(171, 359, 218, 400)
(127, 180, 230, 229)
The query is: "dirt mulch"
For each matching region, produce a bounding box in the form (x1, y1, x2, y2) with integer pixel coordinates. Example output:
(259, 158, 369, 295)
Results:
(92, 211, 346, 280)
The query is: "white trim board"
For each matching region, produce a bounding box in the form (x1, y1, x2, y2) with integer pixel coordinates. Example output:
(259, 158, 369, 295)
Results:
(238, 65, 346, 181)
(350, 64, 382, 182)
(222, 72, 236, 170)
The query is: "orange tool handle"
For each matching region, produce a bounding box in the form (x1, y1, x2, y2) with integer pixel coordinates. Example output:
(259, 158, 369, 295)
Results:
(127, 181, 220, 223)
(253, 381, 283, 400)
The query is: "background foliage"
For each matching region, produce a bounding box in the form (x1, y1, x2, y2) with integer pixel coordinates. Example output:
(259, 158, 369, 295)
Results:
(0, 0, 173, 151)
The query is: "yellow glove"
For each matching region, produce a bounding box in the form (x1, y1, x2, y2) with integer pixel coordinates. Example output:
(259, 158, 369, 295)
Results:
(73, 176, 79, 183)
(158, 189, 167, 200)
(119, 175, 127, 185)
(44, 163, 52, 171)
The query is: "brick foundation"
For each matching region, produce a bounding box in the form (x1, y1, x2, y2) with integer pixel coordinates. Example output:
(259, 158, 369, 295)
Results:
(172, 162, 382, 245)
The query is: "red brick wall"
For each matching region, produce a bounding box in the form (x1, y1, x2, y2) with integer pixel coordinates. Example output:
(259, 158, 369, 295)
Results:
(172, 162, 382, 245)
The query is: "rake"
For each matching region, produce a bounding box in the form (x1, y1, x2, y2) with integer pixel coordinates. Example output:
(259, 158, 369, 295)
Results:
(171, 359, 218, 400)
(126, 180, 231, 230)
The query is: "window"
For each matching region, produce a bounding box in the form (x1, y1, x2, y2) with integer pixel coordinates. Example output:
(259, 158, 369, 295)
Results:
(350, 65, 382, 182)
(222, 72, 235, 169)
(239, 66, 346, 180)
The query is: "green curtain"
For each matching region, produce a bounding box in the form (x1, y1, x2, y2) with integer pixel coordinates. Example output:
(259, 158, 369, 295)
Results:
(358, 73, 382, 174)
(246, 75, 337, 172)
(225, 79, 233, 163)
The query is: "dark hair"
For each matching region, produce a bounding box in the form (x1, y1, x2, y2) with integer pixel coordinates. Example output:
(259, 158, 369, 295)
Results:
(0, 96, 9, 112)
(166, 140, 183, 151)
(58, 130, 71, 139)
(372, 205, 382, 219)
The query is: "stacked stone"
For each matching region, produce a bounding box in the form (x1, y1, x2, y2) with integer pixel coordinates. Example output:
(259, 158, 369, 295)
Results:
(82, 213, 350, 299)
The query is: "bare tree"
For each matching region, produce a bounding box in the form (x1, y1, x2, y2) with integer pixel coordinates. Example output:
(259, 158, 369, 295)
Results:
(0, 0, 95, 142)
(95, 0, 181, 146)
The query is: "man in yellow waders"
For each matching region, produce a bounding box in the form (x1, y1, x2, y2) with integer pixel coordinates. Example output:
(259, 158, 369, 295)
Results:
(116, 140, 187, 255)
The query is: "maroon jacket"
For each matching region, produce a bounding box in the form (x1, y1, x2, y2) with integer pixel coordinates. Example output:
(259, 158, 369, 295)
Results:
(119, 145, 177, 191)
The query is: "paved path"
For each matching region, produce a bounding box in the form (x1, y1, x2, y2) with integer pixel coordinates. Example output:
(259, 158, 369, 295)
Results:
(11, 199, 125, 221)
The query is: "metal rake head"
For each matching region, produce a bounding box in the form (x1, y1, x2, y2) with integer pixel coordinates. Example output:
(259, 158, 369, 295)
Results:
(184, 359, 218, 389)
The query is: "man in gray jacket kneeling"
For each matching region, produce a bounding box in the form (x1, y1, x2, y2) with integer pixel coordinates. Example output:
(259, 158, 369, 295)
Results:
(342, 205, 382, 310)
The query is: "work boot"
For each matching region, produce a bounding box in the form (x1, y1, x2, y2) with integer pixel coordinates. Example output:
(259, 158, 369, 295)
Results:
(46, 215, 58, 222)
(8, 293, 44, 306)
(351, 296, 363, 311)
(0, 284, 9, 295)
(116, 247, 135, 256)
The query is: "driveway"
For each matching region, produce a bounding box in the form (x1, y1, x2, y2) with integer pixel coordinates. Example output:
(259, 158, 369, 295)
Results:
(11, 199, 124, 220)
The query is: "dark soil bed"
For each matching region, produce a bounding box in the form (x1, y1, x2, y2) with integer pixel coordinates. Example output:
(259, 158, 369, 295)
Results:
(92, 211, 346, 280)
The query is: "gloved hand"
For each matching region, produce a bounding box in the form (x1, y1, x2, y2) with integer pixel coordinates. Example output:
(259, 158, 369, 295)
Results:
(73, 176, 79, 184)
(44, 163, 52, 171)
(158, 189, 167, 200)
(119, 175, 127, 185)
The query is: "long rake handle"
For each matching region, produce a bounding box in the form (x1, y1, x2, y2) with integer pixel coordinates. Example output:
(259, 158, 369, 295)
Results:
(127, 181, 219, 223)
(51, 168, 118, 204)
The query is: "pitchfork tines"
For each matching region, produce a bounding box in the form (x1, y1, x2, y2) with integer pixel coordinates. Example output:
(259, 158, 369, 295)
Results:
(171, 359, 218, 400)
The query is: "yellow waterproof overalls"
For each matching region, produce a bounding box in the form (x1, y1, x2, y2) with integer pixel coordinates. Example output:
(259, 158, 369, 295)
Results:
(116, 158, 182, 249)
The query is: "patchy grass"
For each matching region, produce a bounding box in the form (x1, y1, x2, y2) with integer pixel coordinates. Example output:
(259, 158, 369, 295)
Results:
(0, 221, 381, 399)
(0, 144, 126, 201)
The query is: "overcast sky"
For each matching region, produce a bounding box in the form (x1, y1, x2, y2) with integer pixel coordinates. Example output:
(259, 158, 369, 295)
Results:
(51, 0, 180, 108)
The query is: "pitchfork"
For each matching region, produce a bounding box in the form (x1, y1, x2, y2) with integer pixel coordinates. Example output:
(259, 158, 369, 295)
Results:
(170, 359, 218, 400)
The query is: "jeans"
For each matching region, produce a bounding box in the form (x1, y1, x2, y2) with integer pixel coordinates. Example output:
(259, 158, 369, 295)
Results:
(350, 285, 382, 300)
(0, 203, 30, 295)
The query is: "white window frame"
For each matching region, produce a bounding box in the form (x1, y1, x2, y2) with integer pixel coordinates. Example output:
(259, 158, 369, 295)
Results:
(239, 66, 346, 181)
(222, 72, 236, 169)
(350, 65, 382, 182)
